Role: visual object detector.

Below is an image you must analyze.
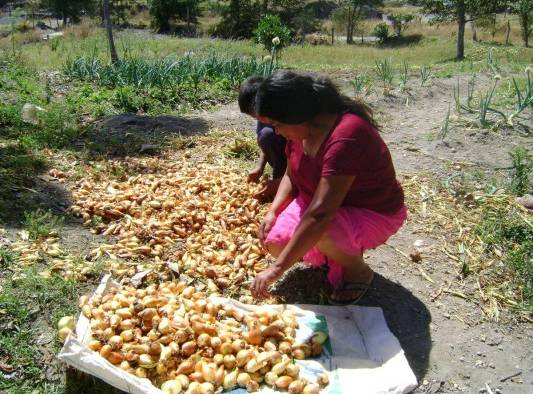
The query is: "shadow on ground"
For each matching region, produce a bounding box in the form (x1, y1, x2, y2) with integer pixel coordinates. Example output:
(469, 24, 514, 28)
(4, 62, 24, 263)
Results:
(360, 273, 432, 381)
(274, 267, 431, 382)
(78, 114, 210, 157)
(0, 143, 72, 226)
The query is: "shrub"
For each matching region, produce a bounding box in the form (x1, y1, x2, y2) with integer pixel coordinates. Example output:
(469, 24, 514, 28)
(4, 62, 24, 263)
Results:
(253, 15, 291, 53)
(373, 22, 390, 44)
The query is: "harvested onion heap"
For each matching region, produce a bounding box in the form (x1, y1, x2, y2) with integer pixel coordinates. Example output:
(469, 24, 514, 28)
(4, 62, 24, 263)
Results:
(70, 158, 269, 291)
(80, 281, 328, 394)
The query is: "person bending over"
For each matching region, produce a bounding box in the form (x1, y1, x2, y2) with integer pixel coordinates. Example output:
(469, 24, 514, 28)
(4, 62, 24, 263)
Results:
(239, 76, 287, 201)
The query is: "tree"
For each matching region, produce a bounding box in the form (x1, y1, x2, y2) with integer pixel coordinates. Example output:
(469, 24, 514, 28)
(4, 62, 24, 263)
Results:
(253, 14, 291, 52)
(103, 0, 118, 63)
(216, 0, 262, 38)
(421, 1, 505, 60)
(389, 13, 415, 37)
(511, 0, 532, 47)
(42, 0, 95, 25)
(333, 0, 382, 44)
(26, 0, 41, 29)
(149, 0, 201, 33)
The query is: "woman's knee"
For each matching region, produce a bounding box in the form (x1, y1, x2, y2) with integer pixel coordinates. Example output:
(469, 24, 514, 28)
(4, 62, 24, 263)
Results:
(257, 127, 276, 150)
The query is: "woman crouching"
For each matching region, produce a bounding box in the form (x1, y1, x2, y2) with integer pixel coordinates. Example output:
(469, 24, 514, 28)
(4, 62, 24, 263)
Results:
(247, 71, 407, 304)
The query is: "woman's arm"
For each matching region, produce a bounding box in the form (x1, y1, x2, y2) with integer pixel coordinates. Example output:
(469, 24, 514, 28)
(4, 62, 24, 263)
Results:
(268, 166, 295, 215)
(258, 165, 295, 244)
(252, 175, 355, 299)
(248, 151, 268, 182)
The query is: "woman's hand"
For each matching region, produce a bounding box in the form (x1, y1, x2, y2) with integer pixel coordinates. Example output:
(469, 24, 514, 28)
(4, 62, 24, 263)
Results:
(258, 211, 277, 246)
(251, 265, 284, 299)
(247, 167, 263, 183)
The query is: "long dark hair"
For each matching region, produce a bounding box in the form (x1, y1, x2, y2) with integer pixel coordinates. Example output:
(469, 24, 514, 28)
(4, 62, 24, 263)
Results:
(255, 70, 379, 129)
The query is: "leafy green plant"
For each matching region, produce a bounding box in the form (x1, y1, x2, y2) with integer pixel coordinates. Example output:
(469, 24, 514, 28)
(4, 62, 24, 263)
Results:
(253, 15, 291, 54)
(374, 58, 393, 94)
(419, 65, 433, 86)
(476, 208, 532, 308)
(350, 74, 372, 96)
(64, 55, 271, 89)
(399, 60, 410, 92)
(439, 104, 452, 139)
(478, 82, 498, 127)
(509, 146, 533, 196)
(507, 69, 533, 126)
(23, 209, 63, 239)
(373, 22, 390, 44)
(389, 13, 415, 37)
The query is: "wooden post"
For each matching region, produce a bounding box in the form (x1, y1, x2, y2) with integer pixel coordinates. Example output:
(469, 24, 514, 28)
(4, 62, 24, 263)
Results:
(505, 19, 511, 46)
(331, 28, 334, 45)
(103, 0, 119, 64)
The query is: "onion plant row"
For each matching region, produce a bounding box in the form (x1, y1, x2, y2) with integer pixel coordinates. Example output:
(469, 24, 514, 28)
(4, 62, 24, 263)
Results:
(64, 55, 272, 89)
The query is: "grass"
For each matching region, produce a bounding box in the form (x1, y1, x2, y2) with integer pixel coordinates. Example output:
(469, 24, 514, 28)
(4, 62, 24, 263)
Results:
(476, 208, 533, 311)
(508, 146, 533, 196)
(23, 209, 63, 239)
(0, 266, 82, 393)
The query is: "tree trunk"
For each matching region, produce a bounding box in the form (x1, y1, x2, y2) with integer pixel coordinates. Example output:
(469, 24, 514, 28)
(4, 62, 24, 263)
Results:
(103, 0, 119, 64)
(346, 7, 354, 44)
(505, 19, 511, 46)
(522, 8, 530, 48)
(456, 1, 466, 60)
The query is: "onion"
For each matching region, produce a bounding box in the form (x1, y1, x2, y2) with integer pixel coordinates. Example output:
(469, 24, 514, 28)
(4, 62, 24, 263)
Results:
(58, 316, 75, 331)
(161, 380, 182, 394)
(275, 375, 294, 389)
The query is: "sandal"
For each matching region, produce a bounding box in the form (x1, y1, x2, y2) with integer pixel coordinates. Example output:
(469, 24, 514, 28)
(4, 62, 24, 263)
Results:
(326, 278, 373, 306)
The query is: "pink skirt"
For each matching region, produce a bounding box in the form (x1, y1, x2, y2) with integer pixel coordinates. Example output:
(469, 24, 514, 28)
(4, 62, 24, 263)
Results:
(265, 197, 407, 286)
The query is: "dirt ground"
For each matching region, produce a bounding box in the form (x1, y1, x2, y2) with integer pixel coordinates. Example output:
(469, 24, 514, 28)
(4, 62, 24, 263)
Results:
(2, 72, 531, 393)
(192, 75, 533, 394)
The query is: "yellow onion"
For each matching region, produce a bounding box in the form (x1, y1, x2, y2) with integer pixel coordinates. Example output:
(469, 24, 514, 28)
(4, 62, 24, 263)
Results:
(181, 341, 197, 356)
(223, 354, 236, 369)
(303, 383, 320, 394)
(57, 327, 72, 343)
(58, 316, 75, 331)
(86, 339, 102, 351)
(176, 374, 190, 389)
(223, 369, 238, 390)
(139, 354, 157, 368)
(199, 382, 214, 394)
(161, 380, 182, 394)
(185, 381, 200, 394)
(275, 375, 294, 389)
(317, 372, 329, 386)
(237, 372, 251, 388)
(289, 379, 305, 394)
(265, 372, 277, 386)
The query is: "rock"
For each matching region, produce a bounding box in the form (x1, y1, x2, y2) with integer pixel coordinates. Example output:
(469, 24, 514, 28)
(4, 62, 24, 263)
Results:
(139, 144, 160, 153)
(516, 194, 533, 210)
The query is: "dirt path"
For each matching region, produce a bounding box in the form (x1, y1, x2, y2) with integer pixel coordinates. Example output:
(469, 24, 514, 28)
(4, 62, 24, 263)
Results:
(193, 76, 533, 393)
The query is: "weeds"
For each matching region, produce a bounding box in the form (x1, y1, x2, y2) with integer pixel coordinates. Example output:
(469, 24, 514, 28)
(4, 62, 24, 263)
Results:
(224, 138, 258, 161)
(23, 209, 63, 239)
(476, 208, 532, 310)
(399, 60, 410, 92)
(508, 146, 533, 196)
(439, 104, 452, 139)
(419, 65, 432, 86)
(350, 74, 372, 97)
(507, 69, 533, 126)
(0, 266, 81, 392)
(374, 58, 393, 94)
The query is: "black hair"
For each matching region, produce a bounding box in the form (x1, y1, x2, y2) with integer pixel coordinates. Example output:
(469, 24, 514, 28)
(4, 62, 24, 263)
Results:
(255, 70, 379, 129)
(238, 76, 265, 115)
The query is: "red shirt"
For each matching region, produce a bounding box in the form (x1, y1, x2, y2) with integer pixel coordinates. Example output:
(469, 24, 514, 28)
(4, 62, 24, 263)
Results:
(286, 113, 404, 214)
